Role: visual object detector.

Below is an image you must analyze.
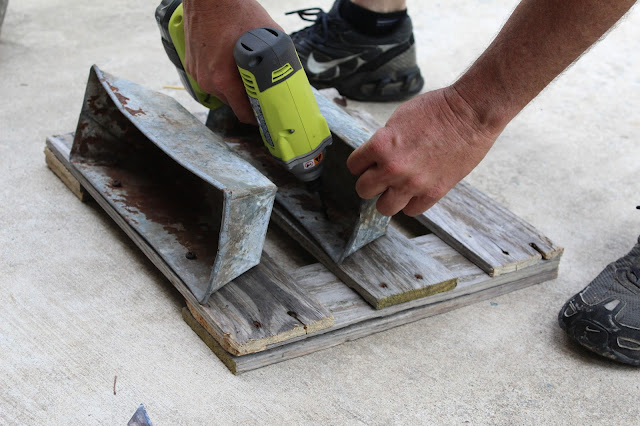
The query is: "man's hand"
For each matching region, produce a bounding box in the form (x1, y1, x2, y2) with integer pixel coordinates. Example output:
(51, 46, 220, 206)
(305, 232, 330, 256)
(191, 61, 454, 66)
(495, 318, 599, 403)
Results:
(182, 0, 282, 123)
(347, 87, 501, 217)
(348, 0, 636, 217)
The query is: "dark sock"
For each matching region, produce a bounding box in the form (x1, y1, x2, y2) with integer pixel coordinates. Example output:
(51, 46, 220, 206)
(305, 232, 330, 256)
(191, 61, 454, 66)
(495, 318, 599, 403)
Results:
(338, 0, 407, 36)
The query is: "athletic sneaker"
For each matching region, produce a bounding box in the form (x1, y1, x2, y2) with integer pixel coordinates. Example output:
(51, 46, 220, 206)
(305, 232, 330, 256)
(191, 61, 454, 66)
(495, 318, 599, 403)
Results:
(558, 237, 640, 366)
(287, 1, 424, 101)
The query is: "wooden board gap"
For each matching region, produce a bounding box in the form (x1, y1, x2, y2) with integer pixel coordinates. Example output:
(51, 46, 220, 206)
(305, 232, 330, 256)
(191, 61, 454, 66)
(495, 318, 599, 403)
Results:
(391, 213, 432, 239)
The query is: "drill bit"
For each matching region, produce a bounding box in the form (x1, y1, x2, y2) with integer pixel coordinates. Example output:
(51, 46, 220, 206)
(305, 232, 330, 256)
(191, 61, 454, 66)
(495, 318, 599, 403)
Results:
(306, 177, 329, 219)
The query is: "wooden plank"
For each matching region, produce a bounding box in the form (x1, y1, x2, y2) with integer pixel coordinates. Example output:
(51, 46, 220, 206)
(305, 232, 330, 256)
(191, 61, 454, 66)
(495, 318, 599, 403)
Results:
(44, 143, 89, 202)
(290, 233, 547, 329)
(183, 250, 559, 374)
(271, 204, 457, 309)
(418, 181, 564, 276)
(45, 134, 333, 356)
(187, 252, 334, 355)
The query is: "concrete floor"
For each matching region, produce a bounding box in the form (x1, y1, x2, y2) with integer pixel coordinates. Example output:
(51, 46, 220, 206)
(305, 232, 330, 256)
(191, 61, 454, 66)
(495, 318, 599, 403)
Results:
(2, 0, 639, 424)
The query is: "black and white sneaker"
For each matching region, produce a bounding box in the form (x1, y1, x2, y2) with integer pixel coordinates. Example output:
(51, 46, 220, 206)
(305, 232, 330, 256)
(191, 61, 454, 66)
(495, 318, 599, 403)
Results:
(287, 1, 424, 101)
(558, 236, 640, 366)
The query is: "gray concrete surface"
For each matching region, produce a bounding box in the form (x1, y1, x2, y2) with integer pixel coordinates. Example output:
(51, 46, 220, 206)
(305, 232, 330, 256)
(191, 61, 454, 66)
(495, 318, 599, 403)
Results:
(1, 0, 639, 424)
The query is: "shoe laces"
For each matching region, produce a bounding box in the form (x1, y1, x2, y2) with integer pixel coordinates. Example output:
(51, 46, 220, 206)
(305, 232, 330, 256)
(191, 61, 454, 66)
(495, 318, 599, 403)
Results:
(286, 7, 330, 42)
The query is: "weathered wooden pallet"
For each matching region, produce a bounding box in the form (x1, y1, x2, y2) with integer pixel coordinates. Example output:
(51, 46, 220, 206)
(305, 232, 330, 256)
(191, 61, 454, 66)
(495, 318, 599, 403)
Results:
(45, 79, 563, 374)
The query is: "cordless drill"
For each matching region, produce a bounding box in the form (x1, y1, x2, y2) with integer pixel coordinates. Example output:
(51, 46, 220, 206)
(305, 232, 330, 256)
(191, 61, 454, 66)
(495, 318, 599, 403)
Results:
(155, 0, 332, 188)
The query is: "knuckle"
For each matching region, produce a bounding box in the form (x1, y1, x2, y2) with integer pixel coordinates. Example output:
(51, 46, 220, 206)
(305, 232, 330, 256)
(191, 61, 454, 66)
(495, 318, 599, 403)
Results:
(196, 78, 217, 95)
(346, 154, 359, 174)
(355, 180, 377, 199)
(367, 134, 389, 157)
(367, 142, 386, 158)
(406, 175, 425, 191)
(199, 73, 231, 96)
(376, 200, 395, 217)
(379, 160, 403, 177)
(403, 201, 434, 217)
(425, 184, 448, 202)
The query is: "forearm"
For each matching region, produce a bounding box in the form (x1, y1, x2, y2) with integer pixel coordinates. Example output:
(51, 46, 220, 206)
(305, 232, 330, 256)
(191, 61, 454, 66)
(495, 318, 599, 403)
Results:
(454, 0, 637, 134)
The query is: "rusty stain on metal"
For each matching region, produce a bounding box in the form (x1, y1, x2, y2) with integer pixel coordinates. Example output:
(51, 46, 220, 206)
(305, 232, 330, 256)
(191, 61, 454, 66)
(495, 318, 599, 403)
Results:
(69, 65, 277, 303)
(125, 107, 146, 117)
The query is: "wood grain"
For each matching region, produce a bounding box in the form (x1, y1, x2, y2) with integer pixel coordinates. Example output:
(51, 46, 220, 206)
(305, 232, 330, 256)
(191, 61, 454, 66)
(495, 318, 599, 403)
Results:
(183, 253, 559, 374)
(188, 252, 334, 355)
(272, 204, 457, 309)
(418, 181, 563, 276)
(44, 142, 89, 202)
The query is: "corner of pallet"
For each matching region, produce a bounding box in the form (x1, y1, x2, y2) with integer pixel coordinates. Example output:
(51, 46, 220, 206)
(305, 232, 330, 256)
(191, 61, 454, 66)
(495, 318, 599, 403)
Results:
(44, 142, 90, 202)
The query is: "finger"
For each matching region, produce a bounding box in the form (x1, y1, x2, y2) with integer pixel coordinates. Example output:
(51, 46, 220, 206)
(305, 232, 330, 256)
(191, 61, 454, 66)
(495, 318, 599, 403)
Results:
(225, 83, 257, 124)
(402, 195, 439, 217)
(346, 145, 376, 176)
(209, 88, 228, 106)
(354, 167, 390, 200)
(347, 130, 388, 175)
(194, 77, 230, 108)
(375, 187, 413, 217)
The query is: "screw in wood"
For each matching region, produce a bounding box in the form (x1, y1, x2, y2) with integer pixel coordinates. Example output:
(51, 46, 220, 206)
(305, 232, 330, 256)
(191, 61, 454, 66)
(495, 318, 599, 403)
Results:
(185, 251, 197, 260)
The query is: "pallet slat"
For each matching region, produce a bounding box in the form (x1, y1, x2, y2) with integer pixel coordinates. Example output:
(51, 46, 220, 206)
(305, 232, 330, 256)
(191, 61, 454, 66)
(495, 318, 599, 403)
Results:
(272, 207, 457, 309)
(47, 133, 562, 374)
(188, 251, 334, 355)
(418, 181, 564, 276)
(45, 140, 89, 202)
(183, 241, 560, 374)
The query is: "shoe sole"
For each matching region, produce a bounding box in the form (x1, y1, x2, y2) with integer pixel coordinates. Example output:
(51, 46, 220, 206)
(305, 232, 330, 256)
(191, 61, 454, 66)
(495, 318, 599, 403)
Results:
(559, 309, 640, 366)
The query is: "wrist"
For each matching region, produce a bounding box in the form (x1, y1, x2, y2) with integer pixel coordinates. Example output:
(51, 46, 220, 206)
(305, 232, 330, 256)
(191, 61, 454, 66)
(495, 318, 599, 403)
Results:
(451, 64, 518, 137)
(442, 82, 507, 144)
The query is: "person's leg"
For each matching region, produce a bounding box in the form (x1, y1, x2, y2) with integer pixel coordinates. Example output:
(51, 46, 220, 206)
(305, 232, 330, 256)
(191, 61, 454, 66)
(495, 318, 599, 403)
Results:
(351, 0, 406, 13)
(559, 237, 640, 366)
(287, 0, 424, 101)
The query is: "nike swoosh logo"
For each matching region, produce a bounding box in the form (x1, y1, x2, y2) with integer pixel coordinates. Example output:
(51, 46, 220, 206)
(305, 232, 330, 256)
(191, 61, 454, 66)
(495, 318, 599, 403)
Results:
(306, 52, 361, 75)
